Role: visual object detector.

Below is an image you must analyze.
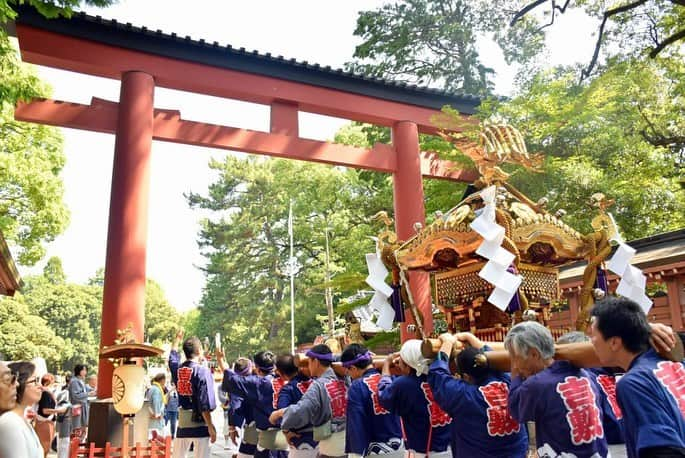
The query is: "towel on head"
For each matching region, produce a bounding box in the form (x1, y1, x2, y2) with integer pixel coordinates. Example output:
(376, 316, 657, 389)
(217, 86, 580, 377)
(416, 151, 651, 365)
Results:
(399, 339, 431, 375)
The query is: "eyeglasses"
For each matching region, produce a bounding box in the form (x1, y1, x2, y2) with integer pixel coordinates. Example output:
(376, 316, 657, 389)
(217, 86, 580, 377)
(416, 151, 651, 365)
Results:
(0, 372, 18, 385)
(25, 376, 42, 386)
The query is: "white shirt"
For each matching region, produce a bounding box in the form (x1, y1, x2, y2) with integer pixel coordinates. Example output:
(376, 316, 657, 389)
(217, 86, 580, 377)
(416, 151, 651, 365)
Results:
(0, 410, 43, 458)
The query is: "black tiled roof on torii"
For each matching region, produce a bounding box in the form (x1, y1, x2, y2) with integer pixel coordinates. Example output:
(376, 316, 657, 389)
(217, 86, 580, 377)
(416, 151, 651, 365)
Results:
(15, 6, 482, 115)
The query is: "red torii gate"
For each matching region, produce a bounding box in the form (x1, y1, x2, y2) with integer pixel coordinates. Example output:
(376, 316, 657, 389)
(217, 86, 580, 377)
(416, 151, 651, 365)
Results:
(12, 7, 480, 398)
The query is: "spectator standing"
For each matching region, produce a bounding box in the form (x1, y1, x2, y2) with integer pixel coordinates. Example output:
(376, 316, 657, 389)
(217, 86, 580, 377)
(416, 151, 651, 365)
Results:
(218, 385, 233, 450)
(0, 361, 43, 458)
(165, 382, 179, 439)
(0, 361, 18, 419)
(148, 373, 167, 437)
(61, 373, 71, 392)
(86, 375, 97, 400)
(54, 389, 72, 458)
(68, 364, 89, 441)
(34, 373, 59, 458)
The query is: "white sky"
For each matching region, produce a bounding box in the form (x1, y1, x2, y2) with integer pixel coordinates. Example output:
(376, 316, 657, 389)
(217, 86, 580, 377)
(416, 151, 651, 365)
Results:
(17, 0, 598, 312)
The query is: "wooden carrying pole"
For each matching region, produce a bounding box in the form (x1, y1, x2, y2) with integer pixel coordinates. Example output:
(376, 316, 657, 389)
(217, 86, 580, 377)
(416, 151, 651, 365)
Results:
(421, 339, 602, 372)
(421, 338, 684, 372)
(294, 354, 403, 377)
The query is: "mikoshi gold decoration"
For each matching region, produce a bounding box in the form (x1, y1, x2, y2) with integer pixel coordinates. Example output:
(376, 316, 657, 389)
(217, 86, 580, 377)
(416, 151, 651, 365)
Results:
(370, 120, 617, 339)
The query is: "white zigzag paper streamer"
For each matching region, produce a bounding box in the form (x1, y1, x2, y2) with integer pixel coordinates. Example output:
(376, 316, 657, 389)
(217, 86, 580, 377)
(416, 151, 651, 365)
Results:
(607, 242, 652, 313)
(470, 186, 522, 311)
(358, 252, 395, 331)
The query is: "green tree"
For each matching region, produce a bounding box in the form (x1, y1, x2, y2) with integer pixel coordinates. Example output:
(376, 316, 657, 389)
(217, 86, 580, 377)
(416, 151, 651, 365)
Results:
(144, 279, 180, 348)
(509, 0, 685, 79)
(0, 51, 69, 265)
(23, 275, 102, 371)
(342, 2, 684, 240)
(346, 0, 544, 94)
(188, 157, 391, 359)
(1, 0, 113, 23)
(43, 256, 66, 284)
(481, 57, 684, 239)
(2, 266, 179, 372)
(332, 123, 469, 221)
(1, 1, 116, 265)
(0, 294, 64, 368)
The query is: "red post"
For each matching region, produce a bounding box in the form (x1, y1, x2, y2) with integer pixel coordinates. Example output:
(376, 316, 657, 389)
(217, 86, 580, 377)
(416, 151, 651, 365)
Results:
(97, 71, 155, 398)
(270, 101, 299, 136)
(69, 438, 79, 458)
(392, 121, 432, 340)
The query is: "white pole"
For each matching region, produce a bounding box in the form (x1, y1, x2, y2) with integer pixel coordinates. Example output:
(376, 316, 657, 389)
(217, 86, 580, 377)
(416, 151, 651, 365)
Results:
(324, 222, 334, 334)
(289, 200, 295, 354)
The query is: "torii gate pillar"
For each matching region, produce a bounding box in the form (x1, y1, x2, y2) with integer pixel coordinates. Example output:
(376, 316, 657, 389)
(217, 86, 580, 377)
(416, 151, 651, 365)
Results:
(97, 71, 154, 398)
(392, 121, 433, 341)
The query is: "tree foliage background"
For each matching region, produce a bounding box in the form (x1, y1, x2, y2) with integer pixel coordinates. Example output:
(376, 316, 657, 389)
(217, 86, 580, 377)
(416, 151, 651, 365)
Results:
(0, 1, 116, 265)
(345, 0, 684, 240)
(185, 157, 395, 358)
(0, 257, 179, 374)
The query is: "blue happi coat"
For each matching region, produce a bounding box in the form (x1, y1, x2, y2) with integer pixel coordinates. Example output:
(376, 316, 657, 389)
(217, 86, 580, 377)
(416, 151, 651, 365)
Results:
(377, 372, 452, 454)
(616, 349, 685, 458)
(587, 367, 625, 445)
(276, 373, 317, 449)
(509, 360, 609, 458)
(168, 350, 217, 438)
(429, 356, 528, 458)
(345, 368, 402, 456)
(222, 369, 286, 431)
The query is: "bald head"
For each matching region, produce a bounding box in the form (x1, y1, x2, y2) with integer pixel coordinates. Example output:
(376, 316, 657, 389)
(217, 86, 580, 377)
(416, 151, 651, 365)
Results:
(0, 362, 17, 413)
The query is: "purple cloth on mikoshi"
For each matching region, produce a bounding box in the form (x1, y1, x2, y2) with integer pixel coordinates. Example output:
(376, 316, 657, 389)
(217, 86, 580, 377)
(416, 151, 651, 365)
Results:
(391, 284, 405, 323)
(506, 265, 522, 313)
(595, 267, 608, 294)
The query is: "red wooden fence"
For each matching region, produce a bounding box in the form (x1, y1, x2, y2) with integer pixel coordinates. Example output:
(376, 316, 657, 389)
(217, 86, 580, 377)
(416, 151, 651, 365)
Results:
(69, 436, 171, 458)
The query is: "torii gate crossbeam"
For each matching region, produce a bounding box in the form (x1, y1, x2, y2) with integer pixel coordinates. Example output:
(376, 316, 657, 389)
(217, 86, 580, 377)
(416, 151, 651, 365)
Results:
(12, 7, 481, 400)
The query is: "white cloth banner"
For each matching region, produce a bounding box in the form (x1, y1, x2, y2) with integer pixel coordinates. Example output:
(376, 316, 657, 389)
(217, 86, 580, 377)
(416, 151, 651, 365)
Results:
(365, 253, 393, 297)
(356, 252, 397, 331)
(606, 241, 652, 313)
(470, 186, 520, 309)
